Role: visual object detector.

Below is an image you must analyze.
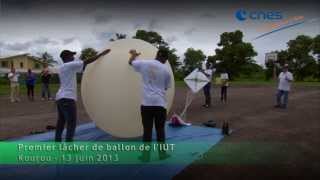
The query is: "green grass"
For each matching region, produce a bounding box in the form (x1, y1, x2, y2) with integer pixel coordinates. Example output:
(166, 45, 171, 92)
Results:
(194, 142, 302, 165)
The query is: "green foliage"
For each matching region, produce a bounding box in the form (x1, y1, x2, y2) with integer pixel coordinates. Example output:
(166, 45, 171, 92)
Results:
(166, 48, 181, 73)
(173, 69, 185, 81)
(183, 48, 206, 74)
(110, 33, 127, 41)
(133, 29, 181, 73)
(265, 60, 275, 80)
(287, 35, 317, 81)
(80, 48, 98, 61)
(206, 55, 216, 67)
(239, 62, 264, 78)
(312, 35, 320, 55)
(311, 35, 320, 80)
(37, 52, 56, 66)
(134, 30, 167, 47)
(265, 50, 289, 80)
(264, 35, 319, 81)
(213, 30, 257, 79)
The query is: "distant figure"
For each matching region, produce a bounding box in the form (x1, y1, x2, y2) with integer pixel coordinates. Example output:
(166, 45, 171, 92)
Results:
(26, 69, 36, 101)
(40, 66, 52, 100)
(7, 67, 20, 103)
(275, 64, 293, 109)
(220, 70, 229, 103)
(201, 63, 215, 108)
(55, 48, 110, 142)
(129, 48, 171, 161)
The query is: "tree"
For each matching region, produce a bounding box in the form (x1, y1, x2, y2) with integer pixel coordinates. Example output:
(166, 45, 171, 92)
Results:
(37, 52, 56, 66)
(80, 48, 98, 61)
(133, 30, 167, 47)
(213, 30, 257, 79)
(133, 29, 181, 73)
(206, 55, 216, 67)
(183, 48, 206, 74)
(110, 33, 127, 41)
(240, 62, 264, 79)
(167, 48, 181, 73)
(312, 35, 320, 80)
(312, 35, 320, 55)
(265, 50, 290, 80)
(287, 35, 316, 81)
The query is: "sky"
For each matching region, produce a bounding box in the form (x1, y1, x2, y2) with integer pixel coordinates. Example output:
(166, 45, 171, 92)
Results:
(0, 0, 319, 66)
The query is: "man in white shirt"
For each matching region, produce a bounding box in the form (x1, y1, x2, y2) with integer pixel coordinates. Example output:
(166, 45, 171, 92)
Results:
(7, 67, 20, 103)
(201, 63, 215, 108)
(275, 64, 293, 109)
(55, 49, 111, 142)
(129, 48, 171, 161)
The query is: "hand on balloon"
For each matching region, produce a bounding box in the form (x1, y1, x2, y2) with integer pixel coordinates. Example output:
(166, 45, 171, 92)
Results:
(83, 49, 111, 68)
(129, 49, 141, 56)
(100, 49, 111, 56)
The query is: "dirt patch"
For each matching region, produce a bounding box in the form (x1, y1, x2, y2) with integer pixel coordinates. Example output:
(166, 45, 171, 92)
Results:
(0, 84, 319, 179)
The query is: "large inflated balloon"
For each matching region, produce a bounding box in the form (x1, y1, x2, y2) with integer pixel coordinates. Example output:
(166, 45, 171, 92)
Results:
(81, 39, 175, 138)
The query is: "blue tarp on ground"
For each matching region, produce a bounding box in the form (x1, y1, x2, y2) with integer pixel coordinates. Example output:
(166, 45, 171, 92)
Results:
(0, 123, 224, 180)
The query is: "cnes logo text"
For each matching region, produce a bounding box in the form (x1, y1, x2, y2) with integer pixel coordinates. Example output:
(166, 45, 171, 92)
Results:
(235, 9, 283, 21)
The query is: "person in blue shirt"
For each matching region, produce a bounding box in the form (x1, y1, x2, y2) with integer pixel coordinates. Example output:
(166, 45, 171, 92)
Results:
(26, 69, 36, 101)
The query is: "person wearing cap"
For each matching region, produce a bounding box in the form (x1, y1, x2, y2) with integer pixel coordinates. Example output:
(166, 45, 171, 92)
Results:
(55, 48, 111, 142)
(128, 48, 171, 161)
(275, 64, 293, 109)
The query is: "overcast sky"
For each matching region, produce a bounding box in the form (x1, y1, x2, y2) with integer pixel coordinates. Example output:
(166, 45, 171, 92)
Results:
(0, 0, 319, 65)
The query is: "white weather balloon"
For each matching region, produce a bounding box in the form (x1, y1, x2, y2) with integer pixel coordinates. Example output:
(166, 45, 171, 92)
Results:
(81, 39, 175, 138)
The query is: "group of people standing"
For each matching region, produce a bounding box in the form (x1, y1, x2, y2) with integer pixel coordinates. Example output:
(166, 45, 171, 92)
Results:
(200, 63, 229, 108)
(6, 47, 293, 163)
(7, 66, 52, 102)
(200, 63, 293, 110)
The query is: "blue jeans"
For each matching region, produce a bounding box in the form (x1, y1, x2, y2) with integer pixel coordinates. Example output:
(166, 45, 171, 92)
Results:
(55, 98, 77, 142)
(276, 90, 289, 108)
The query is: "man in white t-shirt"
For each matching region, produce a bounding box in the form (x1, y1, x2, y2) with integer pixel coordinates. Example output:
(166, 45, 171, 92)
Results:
(275, 64, 293, 109)
(55, 49, 111, 142)
(129, 48, 171, 161)
(201, 62, 215, 108)
(7, 67, 20, 103)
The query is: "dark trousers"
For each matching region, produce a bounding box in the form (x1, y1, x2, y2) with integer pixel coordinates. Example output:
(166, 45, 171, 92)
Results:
(27, 84, 34, 99)
(276, 90, 289, 108)
(41, 83, 51, 99)
(55, 98, 77, 142)
(140, 106, 167, 142)
(203, 83, 211, 106)
(221, 86, 228, 102)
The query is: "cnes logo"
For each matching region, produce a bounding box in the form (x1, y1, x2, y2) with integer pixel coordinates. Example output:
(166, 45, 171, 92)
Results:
(235, 9, 283, 21)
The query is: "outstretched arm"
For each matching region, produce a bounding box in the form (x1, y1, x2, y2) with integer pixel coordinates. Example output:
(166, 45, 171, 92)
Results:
(83, 49, 111, 67)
